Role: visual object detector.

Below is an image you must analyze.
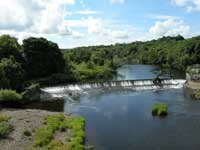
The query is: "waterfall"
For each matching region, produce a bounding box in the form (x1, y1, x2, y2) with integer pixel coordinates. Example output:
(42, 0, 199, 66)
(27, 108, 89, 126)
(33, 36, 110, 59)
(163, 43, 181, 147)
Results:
(41, 79, 186, 98)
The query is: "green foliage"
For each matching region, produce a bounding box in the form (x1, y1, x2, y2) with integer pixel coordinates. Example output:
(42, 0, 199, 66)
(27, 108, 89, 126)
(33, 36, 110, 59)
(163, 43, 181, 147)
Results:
(2, 34, 200, 91)
(0, 57, 25, 90)
(31, 114, 85, 150)
(0, 115, 10, 122)
(72, 62, 115, 82)
(0, 115, 12, 138)
(23, 37, 65, 79)
(64, 35, 200, 76)
(152, 103, 168, 117)
(0, 35, 23, 62)
(23, 129, 32, 137)
(0, 64, 10, 89)
(0, 122, 12, 138)
(47, 140, 68, 150)
(193, 91, 200, 99)
(34, 127, 53, 146)
(0, 34, 66, 91)
(0, 89, 22, 102)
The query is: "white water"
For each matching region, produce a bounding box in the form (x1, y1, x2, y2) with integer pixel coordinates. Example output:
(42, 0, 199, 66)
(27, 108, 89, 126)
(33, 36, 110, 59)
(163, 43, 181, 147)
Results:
(41, 79, 186, 98)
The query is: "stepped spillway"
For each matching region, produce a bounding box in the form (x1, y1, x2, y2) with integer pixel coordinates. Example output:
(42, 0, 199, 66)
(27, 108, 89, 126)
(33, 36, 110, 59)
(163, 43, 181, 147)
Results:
(41, 79, 186, 98)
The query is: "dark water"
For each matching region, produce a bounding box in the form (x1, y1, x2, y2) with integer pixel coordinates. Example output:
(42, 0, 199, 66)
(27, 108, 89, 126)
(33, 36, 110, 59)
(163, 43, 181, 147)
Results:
(63, 65, 200, 150)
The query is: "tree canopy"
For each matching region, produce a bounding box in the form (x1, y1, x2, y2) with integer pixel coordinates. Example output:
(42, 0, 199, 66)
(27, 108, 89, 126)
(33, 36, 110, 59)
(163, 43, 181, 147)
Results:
(23, 37, 65, 78)
(1, 34, 200, 90)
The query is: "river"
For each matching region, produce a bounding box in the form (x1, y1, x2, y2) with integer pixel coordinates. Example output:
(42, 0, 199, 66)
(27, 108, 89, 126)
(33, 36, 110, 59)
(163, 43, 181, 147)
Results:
(60, 65, 200, 150)
(29, 65, 200, 150)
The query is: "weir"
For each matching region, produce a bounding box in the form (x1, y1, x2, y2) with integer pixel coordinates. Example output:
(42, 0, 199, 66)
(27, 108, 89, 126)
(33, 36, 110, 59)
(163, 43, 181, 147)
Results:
(41, 79, 186, 98)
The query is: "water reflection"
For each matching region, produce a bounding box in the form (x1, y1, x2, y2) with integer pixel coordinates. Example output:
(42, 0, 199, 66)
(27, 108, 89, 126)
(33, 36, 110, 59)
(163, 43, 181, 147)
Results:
(66, 88, 200, 150)
(115, 64, 185, 80)
(62, 65, 200, 150)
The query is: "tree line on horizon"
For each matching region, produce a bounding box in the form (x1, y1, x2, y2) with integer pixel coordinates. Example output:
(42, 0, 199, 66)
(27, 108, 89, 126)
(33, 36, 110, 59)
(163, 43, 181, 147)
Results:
(65, 35, 200, 71)
(1, 34, 200, 93)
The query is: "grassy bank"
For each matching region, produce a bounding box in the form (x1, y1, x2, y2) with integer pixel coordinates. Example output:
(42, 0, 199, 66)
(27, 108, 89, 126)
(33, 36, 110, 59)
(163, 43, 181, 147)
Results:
(0, 110, 85, 150)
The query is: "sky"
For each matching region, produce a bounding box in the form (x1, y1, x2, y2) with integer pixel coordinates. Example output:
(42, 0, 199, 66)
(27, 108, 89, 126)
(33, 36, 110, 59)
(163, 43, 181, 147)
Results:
(1, 0, 200, 48)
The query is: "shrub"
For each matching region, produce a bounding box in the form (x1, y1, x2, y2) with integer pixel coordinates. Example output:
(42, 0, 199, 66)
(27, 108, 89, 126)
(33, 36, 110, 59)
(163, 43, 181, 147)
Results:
(0, 121, 12, 138)
(23, 129, 32, 137)
(152, 103, 168, 117)
(0, 89, 22, 102)
(0, 115, 10, 122)
(33, 127, 53, 146)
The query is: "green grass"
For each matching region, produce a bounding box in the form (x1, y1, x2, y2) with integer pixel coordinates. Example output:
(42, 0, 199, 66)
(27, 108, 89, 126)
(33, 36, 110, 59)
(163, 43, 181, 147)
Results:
(0, 115, 12, 138)
(0, 89, 22, 102)
(34, 127, 53, 146)
(31, 114, 85, 150)
(152, 103, 168, 117)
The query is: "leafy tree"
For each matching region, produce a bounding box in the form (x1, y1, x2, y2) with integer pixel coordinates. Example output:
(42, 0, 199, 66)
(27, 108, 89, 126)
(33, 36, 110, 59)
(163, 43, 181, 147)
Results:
(0, 64, 9, 89)
(0, 57, 25, 91)
(23, 37, 65, 78)
(0, 35, 23, 63)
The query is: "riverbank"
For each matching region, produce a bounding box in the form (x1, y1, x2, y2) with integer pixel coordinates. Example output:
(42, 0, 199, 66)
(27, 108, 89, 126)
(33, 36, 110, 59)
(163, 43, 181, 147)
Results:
(185, 80, 200, 90)
(0, 109, 85, 150)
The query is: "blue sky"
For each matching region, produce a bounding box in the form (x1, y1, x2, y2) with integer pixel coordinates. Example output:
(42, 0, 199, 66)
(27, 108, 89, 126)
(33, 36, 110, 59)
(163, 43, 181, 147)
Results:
(0, 0, 200, 48)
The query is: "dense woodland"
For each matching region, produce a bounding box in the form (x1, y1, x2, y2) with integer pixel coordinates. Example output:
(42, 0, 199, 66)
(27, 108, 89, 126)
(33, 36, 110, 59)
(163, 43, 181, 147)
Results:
(65, 35, 200, 72)
(0, 34, 200, 100)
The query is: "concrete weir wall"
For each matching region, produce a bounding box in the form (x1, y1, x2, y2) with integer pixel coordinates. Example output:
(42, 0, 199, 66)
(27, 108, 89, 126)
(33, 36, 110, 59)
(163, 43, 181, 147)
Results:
(41, 79, 186, 98)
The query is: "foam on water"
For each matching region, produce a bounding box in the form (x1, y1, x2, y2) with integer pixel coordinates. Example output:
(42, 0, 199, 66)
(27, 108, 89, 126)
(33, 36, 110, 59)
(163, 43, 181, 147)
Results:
(41, 79, 186, 98)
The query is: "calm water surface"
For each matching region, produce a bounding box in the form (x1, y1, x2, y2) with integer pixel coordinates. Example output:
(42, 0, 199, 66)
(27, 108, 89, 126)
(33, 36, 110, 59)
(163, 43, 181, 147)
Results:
(63, 65, 200, 150)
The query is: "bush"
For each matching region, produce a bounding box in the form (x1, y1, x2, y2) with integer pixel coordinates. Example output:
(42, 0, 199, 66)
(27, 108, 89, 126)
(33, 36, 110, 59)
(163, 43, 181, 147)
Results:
(33, 127, 53, 147)
(0, 115, 10, 122)
(0, 89, 22, 102)
(0, 121, 12, 138)
(152, 103, 168, 117)
(23, 129, 32, 137)
(0, 114, 12, 138)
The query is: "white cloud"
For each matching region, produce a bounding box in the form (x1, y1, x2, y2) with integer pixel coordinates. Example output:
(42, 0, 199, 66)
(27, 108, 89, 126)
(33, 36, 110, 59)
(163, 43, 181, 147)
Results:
(66, 17, 103, 34)
(72, 10, 102, 15)
(149, 17, 190, 38)
(171, 0, 200, 12)
(149, 14, 180, 20)
(71, 31, 85, 39)
(66, 17, 131, 40)
(111, 30, 129, 39)
(110, 0, 125, 4)
(0, 0, 75, 36)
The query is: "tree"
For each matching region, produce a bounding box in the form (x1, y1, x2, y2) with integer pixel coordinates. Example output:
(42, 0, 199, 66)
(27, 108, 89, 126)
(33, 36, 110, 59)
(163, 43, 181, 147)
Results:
(23, 37, 65, 78)
(0, 64, 9, 89)
(0, 35, 23, 63)
(0, 57, 25, 91)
